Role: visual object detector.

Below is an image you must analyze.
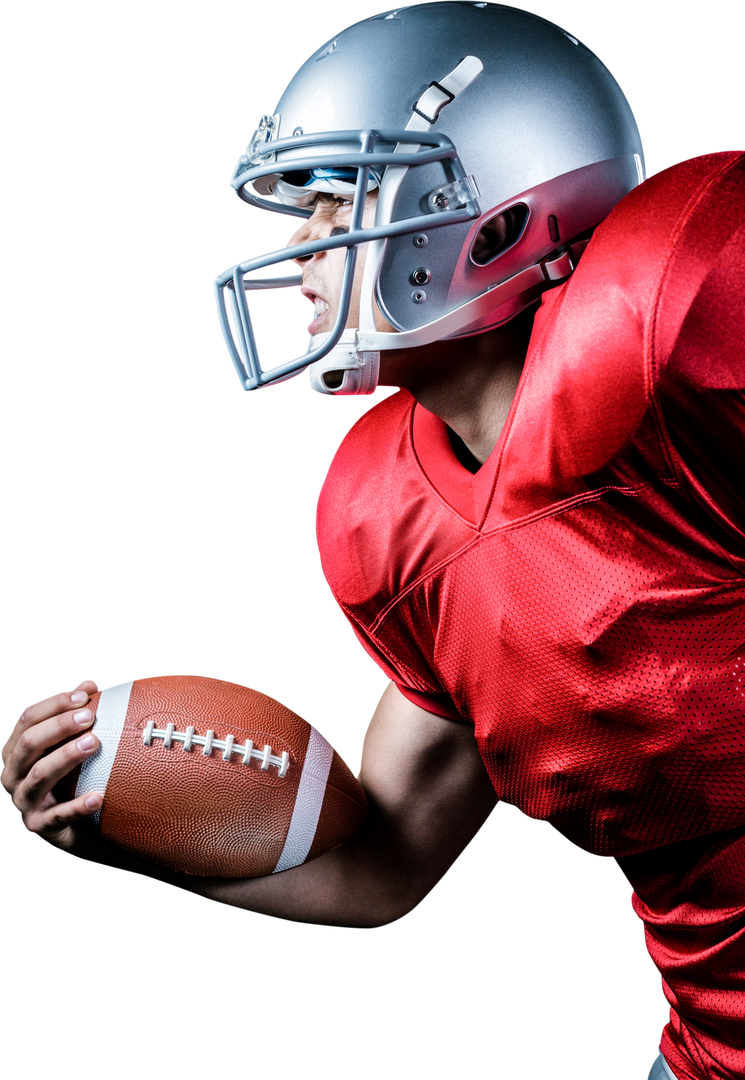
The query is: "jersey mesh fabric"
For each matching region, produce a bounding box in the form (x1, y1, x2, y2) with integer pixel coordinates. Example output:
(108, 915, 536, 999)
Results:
(317, 153, 745, 1079)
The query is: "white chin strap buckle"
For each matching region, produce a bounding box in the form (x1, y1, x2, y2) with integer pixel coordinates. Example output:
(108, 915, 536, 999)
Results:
(308, 330, 380, 395)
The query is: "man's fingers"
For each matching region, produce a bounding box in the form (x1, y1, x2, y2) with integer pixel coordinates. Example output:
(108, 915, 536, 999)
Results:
(3, 705, 98, 792)
(23, 789, 103, 850)
(19, 681, 98, 728)
(3, 673, 99, 768)
(17, 725, 99, 812)
(2, 680, 102, 856)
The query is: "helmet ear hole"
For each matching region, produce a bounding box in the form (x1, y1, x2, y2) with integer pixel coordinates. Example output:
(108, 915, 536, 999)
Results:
(470, 204, 529, 266)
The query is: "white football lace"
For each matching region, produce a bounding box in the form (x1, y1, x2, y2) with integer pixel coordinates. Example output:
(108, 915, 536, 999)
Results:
(142, 721, 290, 777)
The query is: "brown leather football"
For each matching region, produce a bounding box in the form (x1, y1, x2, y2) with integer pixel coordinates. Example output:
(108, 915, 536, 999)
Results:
(55, 675, 367, 877)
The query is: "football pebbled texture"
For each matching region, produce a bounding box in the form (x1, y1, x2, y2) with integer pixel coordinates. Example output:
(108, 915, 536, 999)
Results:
(55, 675, 367, 877)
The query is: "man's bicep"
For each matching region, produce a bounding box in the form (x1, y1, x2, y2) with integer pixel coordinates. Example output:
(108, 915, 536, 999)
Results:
(358, 682, 498, 898)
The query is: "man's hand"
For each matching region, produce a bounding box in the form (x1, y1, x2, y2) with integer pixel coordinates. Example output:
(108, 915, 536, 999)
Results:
(2, 681, 103, 854)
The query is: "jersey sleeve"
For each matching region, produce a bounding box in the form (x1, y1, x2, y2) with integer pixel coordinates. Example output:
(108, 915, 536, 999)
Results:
(541, 151, 745, 556)
(395, 684, 463, 720)
(317, 390, 465, 718)
(494, 154, 745, 520)
(651, 155, 745, 555)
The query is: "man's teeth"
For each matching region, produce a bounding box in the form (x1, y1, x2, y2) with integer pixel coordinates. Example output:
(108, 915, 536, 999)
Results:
(314, 297, 330, 318)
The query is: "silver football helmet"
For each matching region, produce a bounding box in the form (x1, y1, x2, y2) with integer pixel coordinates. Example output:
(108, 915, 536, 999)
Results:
(215, 2, 644, 395)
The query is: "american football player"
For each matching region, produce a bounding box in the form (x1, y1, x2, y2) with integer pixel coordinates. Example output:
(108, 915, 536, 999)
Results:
(4, 6, 744, 1078)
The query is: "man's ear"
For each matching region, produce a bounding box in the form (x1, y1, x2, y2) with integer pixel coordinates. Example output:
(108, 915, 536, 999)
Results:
(470, 204, 529, 266)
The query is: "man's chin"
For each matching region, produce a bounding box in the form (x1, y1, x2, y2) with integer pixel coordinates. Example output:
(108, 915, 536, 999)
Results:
(307, 313, 336, 336)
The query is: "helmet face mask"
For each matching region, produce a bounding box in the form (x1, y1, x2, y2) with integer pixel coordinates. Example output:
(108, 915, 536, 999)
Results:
(215, 126, 483, 392)
(215, 2, 644, 395)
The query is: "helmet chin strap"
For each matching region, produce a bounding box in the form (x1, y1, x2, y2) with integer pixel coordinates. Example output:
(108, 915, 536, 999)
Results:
(307, 241, 588, 394)
(308, 329, 380, 395)
(309, 56, 484, 396)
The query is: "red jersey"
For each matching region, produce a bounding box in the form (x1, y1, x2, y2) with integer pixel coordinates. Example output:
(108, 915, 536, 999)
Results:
(317, 153, 745, 1079)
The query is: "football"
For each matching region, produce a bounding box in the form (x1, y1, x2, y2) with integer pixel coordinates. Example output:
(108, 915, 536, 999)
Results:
(55, 675, 367, 877)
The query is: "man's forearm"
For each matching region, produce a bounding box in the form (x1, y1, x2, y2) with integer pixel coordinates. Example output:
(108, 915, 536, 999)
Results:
(73, 804, 426, 929)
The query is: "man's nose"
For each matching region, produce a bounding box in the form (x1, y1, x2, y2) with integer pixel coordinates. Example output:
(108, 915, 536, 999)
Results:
(287, 212, 324, 266)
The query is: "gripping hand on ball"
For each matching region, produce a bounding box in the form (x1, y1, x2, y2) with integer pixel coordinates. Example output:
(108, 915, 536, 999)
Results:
(2, 681, 104, 854)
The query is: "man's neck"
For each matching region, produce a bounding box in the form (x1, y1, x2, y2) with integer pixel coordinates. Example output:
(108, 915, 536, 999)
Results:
(380, 307, 535, 465)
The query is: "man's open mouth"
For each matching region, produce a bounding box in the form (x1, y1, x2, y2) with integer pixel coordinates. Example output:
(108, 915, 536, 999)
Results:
(302, 288, 331, 334)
